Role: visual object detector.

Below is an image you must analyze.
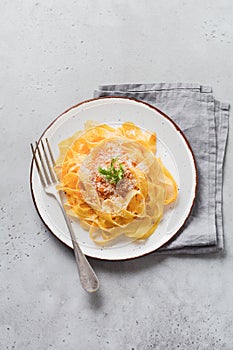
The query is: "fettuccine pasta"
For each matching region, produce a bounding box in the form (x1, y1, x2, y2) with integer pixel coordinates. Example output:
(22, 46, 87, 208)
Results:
(54, 121, 178, 245)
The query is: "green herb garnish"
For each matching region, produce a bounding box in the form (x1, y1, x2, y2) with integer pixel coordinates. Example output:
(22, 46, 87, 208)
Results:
(98, 157, 124, 185)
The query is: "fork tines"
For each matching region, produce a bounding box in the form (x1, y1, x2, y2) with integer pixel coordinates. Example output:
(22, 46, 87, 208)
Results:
(31, 138, 57, 186)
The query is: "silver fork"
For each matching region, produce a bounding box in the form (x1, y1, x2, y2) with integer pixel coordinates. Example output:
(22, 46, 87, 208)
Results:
(31, 138, 99, 293)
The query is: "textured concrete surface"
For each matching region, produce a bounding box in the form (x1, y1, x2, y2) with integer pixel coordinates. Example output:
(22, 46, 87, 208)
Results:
(1, 1, 233, 349)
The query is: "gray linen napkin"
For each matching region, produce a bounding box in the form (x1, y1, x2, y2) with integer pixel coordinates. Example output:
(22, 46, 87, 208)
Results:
(94, 83, 230, 254)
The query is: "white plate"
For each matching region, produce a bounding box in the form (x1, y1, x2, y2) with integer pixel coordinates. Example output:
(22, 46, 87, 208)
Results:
(30, 97, 197, 260)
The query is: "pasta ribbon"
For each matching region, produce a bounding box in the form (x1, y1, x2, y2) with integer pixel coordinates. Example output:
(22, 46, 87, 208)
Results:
(55, 121, 178, 245)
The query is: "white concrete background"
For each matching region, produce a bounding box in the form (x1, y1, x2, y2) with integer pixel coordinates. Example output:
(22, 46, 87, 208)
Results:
(1, 1, 233, 349)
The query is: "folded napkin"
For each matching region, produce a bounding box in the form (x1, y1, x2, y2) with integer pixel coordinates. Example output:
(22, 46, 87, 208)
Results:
(94, 83, 230, 254)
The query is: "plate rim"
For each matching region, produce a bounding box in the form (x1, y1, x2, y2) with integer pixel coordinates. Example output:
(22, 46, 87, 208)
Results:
(30, 96, 198, 260)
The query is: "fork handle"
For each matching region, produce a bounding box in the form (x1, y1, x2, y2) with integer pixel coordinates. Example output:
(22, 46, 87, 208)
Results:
(57, 192, 99, 293)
